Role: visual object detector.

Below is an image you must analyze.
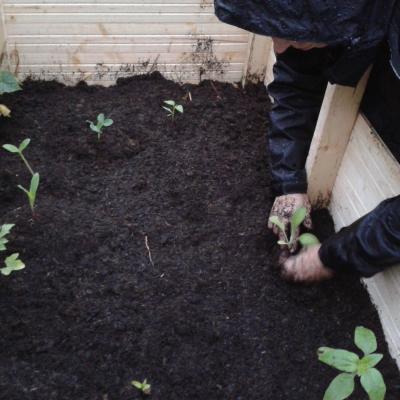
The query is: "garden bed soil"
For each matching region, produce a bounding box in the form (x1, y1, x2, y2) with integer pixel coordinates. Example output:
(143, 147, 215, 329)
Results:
(0, 74, 399, 400)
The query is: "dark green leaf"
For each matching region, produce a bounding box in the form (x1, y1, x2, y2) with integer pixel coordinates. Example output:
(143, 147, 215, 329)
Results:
(360, 368, 386, 400)
(323, 373, 355, 400)
(318, 347, 359, 373)
(355, 326, 377, 355)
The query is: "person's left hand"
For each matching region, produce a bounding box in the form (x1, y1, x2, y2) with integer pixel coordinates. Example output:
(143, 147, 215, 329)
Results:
(281, 244, 334, 283)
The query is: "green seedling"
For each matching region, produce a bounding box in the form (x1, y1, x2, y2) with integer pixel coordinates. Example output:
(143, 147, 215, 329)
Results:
(131, 378, 151, 395)
(318, 326, 386, 400)
(0, 224, 25, 276)
(3, 138, 35, 175)
(268, 206, 319, 249)
(162, 100, 183, 120)
(3, 139, 40, 214)
(86, 113, 113, 140)
(0, 70, 21, 118)
(18, 173, 40, 213)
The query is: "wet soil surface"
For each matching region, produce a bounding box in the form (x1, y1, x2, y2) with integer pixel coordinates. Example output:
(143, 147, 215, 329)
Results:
(0, 74, 399, 400)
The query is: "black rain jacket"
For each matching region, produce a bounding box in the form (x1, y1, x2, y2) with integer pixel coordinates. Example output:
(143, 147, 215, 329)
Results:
(215, 0, 400, 277)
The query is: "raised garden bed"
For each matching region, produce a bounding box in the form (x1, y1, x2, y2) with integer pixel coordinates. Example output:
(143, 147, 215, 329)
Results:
(0, 73, 399, 399)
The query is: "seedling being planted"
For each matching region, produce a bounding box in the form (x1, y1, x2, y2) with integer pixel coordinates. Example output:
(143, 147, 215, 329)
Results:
(162, 100, 183, 120)
(318, 326, 386, 400)
(18, 173, 40, 214)
(86, 113, 113, 140)
(268, 206, 319, 249)
(131, 378, 151, 395)
(0, 224, 25, 276)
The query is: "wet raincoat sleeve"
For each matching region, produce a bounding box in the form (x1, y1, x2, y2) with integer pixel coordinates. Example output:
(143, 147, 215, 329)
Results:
(267, 48, 328, 195)
(319, 195, 400, 277)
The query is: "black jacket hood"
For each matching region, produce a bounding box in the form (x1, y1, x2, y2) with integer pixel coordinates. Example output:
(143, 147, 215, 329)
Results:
(215, 1, 400, 73)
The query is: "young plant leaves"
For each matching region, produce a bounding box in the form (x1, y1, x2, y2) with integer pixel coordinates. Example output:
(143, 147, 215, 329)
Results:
(1, 253, 25, 276)
(269, 216, 286, 233)
(323, 373, 355, 400)
(0, 224, 14, 251)
(19, 138, 31, 152)
(164, 100, 175, 106)
(290, 206, 307, 241)
(318, 347, 359, 373)
(298, 233, 320, 247)
(175, 105, 184, 113)
(103, 118, 113, 127)
(358, 354, 383, 375)
(360, 368, 386, 400)
(2, 144, 19, 153)
(355, 326, 377, 355)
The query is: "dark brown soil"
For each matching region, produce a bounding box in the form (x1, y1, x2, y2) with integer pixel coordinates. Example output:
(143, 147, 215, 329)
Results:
(0, 73, 398, 400)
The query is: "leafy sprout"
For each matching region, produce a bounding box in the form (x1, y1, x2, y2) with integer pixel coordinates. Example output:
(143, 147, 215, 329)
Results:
(18, 173, 40, 213)
(86, 113, 113, 140)
(0, 224, 25, 276)
(131, 378, 151, 395)
(162, 100, 183, 120)
(268, 207, 319, 249)
(2, 138, 40, 214)
(318, 326, 386, 400)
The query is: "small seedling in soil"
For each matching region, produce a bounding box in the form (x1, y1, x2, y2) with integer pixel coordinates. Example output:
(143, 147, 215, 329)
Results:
(18, 173, 40, 214)
(3, 139, 40, 214)
(0, 70, 21, 118)
(3, 138, 35, 175)
(131, 378, 151, 395)
(268, 206, 319, 249)
(86, 113, 113, 140)
(0, 224, 25, 276)
(318, 326, 386, 400)
(162, 100, 183, 120)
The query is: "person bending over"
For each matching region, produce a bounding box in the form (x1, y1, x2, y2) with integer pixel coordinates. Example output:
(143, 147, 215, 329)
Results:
(215, 0, 400, 282)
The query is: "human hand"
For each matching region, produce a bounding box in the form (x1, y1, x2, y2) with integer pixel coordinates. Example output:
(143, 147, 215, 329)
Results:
(281, 244, 334, 283)
(268, 193, 312, 252)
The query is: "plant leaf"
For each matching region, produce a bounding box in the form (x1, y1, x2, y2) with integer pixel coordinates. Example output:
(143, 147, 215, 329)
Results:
(1, 253, 25, 276)
(90, 122, 100, 133)
(277, 240, 288, 246)
(290, 207, 307, 238)
(358, 354, 383, 375)
(97, 113, 105, 123)
(19, 138, 31, 152)
(318, 347, 359, 373)
(30, 173, 40, 194)
(298, 233, 320, 247)
(355, 326, 377, 355)
(0, 224, 14, 239)
(360, 368, 386, 400)
(323, 373, 355, 400)
(103, 118, 113, 127)
(131, 380, 142, 389)
(164, 100, 175, 106)
(2, 144, 19, 153)
(0, 238, 8, 251)
(17, 184, 29, 195)
(175, 105, 183, 113)
(162, 106, 172, 113)
(269, 216, 285, 233)
(0, 70, 21, 94)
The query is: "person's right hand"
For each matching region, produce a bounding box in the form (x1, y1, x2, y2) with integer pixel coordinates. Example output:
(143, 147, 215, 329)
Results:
(268, 193, 313, 252)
